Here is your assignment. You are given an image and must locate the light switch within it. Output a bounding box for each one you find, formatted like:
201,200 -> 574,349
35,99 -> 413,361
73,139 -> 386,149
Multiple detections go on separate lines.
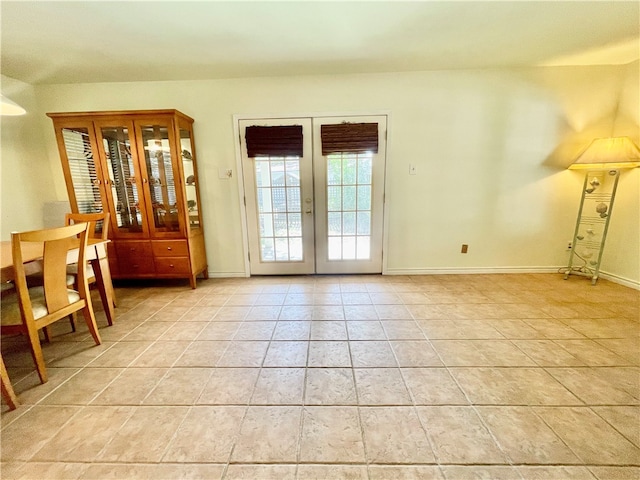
409,164 -> 417,175
218,168 -> 233,179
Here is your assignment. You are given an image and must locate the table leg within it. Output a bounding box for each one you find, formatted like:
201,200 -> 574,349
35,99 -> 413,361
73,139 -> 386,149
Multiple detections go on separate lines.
91,256 -> 116,326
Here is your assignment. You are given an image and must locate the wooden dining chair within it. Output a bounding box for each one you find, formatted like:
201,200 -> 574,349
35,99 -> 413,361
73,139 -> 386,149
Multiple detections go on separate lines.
65,212 -> 116,327
0,223 -> 102,384
65,212 -> 110,284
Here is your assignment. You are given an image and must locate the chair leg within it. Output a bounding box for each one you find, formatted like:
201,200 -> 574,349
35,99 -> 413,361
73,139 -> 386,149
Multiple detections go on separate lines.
95,279 -> 114,326
82,302 -> 102,346
69,313 -> 77,332
91,258 -> 117,325
42,326 -> 52,343
0,356 -> 18,411
25,322 -> 48,384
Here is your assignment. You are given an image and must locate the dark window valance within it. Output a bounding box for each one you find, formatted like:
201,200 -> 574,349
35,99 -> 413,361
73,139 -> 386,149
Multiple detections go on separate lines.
245,125 -> 303,157
320,122 -> 378,155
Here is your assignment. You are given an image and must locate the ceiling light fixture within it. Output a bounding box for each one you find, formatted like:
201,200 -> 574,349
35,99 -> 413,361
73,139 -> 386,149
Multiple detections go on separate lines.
0,94 -> 26,116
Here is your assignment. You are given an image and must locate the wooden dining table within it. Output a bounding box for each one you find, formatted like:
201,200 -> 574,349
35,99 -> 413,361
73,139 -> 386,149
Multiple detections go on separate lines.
1,238 -> 116,325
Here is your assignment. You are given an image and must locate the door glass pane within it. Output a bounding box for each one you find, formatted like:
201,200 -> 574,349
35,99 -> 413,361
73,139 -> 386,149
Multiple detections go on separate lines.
343,236 -> 356,259
272,188 -> 287,212
328,237 -> 341,259
140,124 -> 179,232
328,212 -> 342,235
356,236 -> 371,259
357,186 -> 371,210
328,157 -> 342,185
101,126 -> 145,233
259,213 -> 274,237
256,161 -> 270,187
288,213 -> 302,236
289,238 -> 303,261
343,157 -> 357,184
343,186 -> 357,210
357,211 -> 371,235
270,160 -> 285,186
343,212 -> 356,235
327,186 -> 342,211
180,128 -> 199,230
287,188 -> 301,211
275,237 -> 289,261
285,160 -> 300,186
61,128 -> 103,214
326,152 -> 374,260
261,238 -> 275,261
274,213 -> 288,236
255,156 -> 304,262
357,156 -> 372,183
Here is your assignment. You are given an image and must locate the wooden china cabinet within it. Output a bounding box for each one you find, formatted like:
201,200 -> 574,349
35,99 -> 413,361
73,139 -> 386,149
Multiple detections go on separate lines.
47,109 -> 208,288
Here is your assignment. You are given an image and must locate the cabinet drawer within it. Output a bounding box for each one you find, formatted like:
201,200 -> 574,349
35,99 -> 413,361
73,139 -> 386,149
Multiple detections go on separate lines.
106,243 -> 119,276
116,241 -> 153,258
152,240 -> 189,257
117,256 -> 155,274
108,257 -> 120,277
155,257 -> 191,274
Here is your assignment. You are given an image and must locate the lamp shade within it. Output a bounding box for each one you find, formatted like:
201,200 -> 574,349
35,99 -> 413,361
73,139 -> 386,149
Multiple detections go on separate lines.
0,94 -> 26,116
569,136 -> 640,170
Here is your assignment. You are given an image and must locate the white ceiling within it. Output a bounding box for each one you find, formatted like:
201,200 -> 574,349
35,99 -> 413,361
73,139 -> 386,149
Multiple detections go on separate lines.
1,1 -> 639,85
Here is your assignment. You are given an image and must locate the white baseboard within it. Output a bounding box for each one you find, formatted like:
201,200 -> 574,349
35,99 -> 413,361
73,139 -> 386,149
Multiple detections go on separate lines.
599,271 -> 640,290
206,271 -> 249,278
383,266 -> 561,275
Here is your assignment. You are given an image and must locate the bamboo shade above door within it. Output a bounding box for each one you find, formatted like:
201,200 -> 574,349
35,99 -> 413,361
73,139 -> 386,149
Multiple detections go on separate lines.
245,125 -> 304,157
320,122 -> 378,155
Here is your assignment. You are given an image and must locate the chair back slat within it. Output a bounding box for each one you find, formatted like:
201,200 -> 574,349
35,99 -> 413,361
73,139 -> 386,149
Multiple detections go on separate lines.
65,212 -> 110,241
12,223 -> 89,317
42,236 -> 75,312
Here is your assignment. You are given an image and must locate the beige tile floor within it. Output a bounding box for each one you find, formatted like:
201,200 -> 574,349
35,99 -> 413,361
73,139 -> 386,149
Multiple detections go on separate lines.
1,273 -> 638,480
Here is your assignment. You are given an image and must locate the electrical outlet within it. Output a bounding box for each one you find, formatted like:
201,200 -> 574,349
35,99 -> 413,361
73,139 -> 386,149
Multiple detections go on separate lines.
567,241 -> 572,250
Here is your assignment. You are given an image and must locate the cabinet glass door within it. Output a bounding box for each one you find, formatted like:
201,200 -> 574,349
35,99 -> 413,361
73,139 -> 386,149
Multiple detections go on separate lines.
137,122 -> 182,235
180,127 -> 200,230
98,123 -> 148,236
59,126 -> 105,214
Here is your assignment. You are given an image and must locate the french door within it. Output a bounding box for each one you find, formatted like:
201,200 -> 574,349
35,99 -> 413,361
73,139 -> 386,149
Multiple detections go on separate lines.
240,118 -> 315,275
239,115 -> 387,275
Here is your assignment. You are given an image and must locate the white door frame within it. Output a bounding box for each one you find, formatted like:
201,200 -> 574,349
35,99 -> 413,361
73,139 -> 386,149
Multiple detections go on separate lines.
233,111 -> 392,277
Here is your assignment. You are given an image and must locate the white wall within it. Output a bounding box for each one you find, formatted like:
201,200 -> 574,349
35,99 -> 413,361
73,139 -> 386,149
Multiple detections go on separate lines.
1,75 -> 58,239
2,63 -> 637,285
598,62 -> 639,285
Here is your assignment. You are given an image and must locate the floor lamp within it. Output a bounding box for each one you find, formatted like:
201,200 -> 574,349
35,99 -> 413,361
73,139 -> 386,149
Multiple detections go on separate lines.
564,136 -> 640,285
